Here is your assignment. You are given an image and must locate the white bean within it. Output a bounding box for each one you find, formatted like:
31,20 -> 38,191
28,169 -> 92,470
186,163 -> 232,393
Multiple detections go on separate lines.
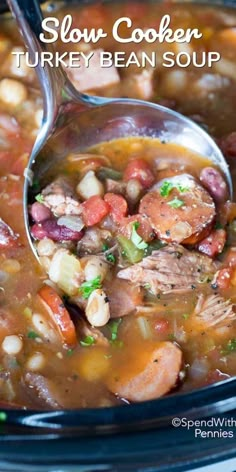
85,289 -> 110,327
83,256 -> 108,282
37,238 -> 56,257
0,78 -> 27,106
126,178 -> 143,205
76,170 -> 104,199
2,335 -> 23,355
26,352 -> 45,371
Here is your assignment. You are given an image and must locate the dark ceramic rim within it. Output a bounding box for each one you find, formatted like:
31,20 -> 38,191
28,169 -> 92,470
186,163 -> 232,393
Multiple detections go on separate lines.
1,0 -> 236,440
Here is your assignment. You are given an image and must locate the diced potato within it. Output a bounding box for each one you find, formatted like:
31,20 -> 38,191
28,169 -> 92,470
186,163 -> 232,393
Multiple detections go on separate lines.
78,347 -> 110,382
49,249 -> 83,296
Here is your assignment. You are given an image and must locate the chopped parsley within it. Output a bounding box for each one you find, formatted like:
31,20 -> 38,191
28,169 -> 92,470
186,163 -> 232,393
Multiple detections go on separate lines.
159,181 -> 189,198
159,181 -> 174,197
131,222 -> 148,250
27,330 -> 39,339
182,313 -> 190,320
144,283 -> 151,290
80,335 -> 95,347
102,243 -> 109,252
79,276 -> 102,299
66,348 -> 74,356
221,338 -> 236,355
177,184 -> 190,193
214,221 -> 224,230
106,253 -> 116,264
108,318 -> 122,343
35,193 -> 44,203
167,197 -> 184,209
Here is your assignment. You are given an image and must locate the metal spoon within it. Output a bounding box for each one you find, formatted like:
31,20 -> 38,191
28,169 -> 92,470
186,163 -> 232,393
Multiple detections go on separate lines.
8,0 -> 232,258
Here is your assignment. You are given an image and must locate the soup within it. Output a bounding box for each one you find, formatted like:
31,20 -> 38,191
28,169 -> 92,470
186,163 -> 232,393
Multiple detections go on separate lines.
0,2 -> 236,409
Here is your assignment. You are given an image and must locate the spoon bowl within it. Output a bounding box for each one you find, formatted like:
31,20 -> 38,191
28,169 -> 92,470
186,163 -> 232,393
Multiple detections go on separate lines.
8,0 -> 233,259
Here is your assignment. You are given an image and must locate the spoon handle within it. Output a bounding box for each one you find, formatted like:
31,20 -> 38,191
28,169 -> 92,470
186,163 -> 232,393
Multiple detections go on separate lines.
7,0 -> 107,127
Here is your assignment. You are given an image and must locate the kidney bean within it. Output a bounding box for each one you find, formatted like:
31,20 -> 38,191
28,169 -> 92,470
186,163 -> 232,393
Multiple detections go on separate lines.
30,202 -> 52,223
31,219 -> 83,242
200,167 -> 228,203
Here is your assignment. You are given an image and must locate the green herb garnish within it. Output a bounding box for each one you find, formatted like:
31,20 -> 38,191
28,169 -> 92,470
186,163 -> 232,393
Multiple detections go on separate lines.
27,331 -> 39,339
106,253 -> 116,264
131,222 -> 148,250
159,181 -> 189,198
35,193 -> 44,203
80,335 -> 95,347
108,318 -> 122,343
182,313 -> 190,320
66,348 -> 74,356
214,221 -> 224,230
167,197 -> 184,209
177,184 -> 190,193
221,338 -> 236,355
159,181 -> 174,197
102,243 -> 109,252
79,276 -> 102,299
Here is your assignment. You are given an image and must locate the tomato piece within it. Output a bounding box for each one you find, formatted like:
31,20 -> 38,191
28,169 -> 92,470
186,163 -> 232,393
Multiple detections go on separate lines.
82,195 -> 109,226
38,285 -> 77,347
104,193 -> 128,223
197,229 -> 226,258
123,159 -> 155,189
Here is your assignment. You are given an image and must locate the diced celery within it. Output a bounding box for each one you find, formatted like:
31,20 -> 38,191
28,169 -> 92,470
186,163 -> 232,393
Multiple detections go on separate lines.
49,249 -> 82,296
137,316 -> 152,339
117,235 -> 144,263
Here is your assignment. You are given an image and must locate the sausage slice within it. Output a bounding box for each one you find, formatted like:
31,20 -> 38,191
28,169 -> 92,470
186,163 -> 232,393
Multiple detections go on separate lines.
139,174 -> 216,244
107,342 -> 182,402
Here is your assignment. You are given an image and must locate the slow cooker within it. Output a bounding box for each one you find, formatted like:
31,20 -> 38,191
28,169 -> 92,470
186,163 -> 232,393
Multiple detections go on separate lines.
0,1 -> 236,471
